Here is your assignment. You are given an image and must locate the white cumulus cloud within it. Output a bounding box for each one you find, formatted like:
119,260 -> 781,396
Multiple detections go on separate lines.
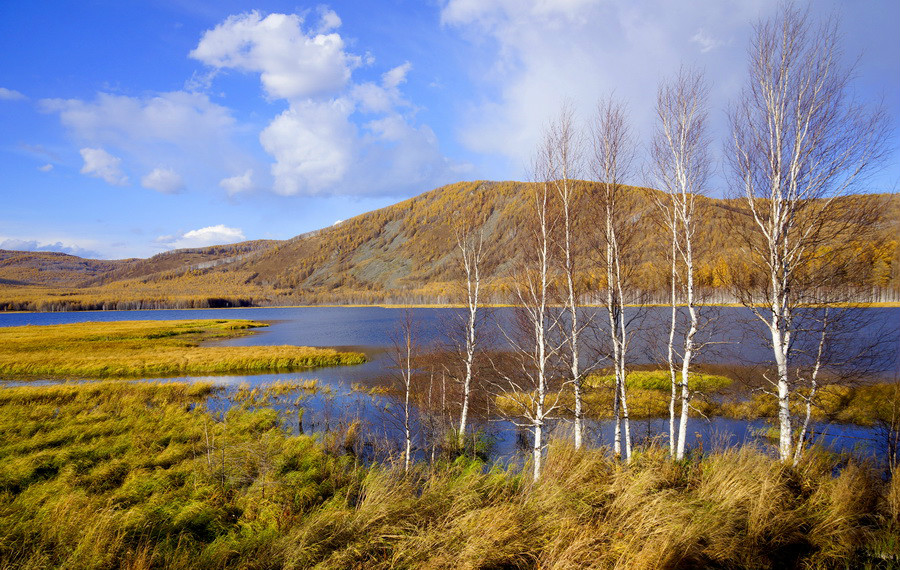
157,225 -> 246,250
259,99 -> 357,195
79,147 -> 128,186
192,10 -> 464,197
219,170 -> 254,195
190,10 -> 359,100
141,167 -> 184,194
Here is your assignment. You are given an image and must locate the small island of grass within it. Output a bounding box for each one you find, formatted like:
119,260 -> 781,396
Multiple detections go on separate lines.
0,319 -> 366,379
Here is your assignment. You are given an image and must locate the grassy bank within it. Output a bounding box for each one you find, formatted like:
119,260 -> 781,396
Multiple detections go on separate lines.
0,320 -> 366,378
493,369 -> 900,429
0,381 -> 897,569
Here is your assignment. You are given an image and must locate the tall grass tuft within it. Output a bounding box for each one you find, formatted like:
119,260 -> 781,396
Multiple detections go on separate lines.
1,381 -> 897,569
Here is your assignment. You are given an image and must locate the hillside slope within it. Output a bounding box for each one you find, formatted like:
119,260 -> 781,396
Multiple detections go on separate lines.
0,251 -> 132,287
1,181 -> 897,310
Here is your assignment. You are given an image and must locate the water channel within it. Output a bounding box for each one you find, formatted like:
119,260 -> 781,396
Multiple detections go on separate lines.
1,306 -> 898,460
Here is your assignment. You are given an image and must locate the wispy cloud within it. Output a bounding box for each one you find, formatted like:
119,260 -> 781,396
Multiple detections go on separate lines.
141,167 -> 184,194
79,147 -> 128,186
219,170 -> 254,195
440,0 -> 767,181
0,87 -> 26,101
41,91 -> 248,192
0,238 -> 101,258
691,29 -> 722,53
18,143 -> 60,162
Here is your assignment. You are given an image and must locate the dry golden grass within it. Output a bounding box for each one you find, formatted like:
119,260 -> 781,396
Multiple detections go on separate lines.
0,319 -> 365,378
2,381 -> 899,569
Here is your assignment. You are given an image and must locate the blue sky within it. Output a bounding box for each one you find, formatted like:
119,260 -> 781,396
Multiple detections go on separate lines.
1,0 -> 897,259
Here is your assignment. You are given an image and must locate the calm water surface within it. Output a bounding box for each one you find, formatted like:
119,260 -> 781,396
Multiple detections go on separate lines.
1,306 -> 897,458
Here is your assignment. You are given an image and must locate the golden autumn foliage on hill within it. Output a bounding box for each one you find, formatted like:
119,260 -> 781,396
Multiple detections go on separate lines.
0,181 -> 898,311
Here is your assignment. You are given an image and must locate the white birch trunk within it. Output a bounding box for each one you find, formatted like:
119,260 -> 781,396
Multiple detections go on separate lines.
676,199 -> 698,461
532,183 -> 550,482
606,215 -> 622,459
455,226 -> 483,447
793,309 -> 828,465
546,105 -> 584,449
667,220 -> 679,457
403,329 -> 412,473
562,190 -> 582,449
614,235 -> 632,461
591,97 -> 636,463
652,68 -> 710,461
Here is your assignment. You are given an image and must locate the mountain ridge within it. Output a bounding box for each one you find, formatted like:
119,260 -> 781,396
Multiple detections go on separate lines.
1,181 -> 898,311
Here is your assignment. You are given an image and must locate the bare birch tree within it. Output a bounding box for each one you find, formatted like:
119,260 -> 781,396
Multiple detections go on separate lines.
390,309 -> 418,472
728,5 -> 889,461
545,102 -> 590,448
591,96 -> 638,461
495,141 -> 563,482
453,219 -> 486,448
651,68 -> 712,460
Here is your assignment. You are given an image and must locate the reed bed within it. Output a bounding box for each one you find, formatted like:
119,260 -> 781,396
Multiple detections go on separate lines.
0,320 -> 366,378
0,381 -> 897,569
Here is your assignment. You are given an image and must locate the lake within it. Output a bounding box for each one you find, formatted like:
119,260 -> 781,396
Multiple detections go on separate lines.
1,305 -> 897,459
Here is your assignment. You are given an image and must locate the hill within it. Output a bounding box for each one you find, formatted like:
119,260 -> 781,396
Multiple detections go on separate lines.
0,250 -> 132,288
0,181 -> 898,311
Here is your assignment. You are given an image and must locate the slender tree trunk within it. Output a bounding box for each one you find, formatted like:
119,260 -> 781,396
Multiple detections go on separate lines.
771,257 -> 794,461
667,221 -> 679,457
592,96 -> 636,463
532,187 -> 551,482
677,205 -> 698,460
457,247 -> 480,447
545,104 -> 584,449
793,309 -> 828,465
452,210 -> 488,454
614,239 -> 632,461
404,330 -> 412,473
652,67 -> 710,461
562,194 -> 582,449
607,227 -> 622,459
396,310 -> 416,473
502,172 -> 557,483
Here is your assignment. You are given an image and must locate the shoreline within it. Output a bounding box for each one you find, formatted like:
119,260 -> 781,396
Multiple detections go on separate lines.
1,300 -> 898,315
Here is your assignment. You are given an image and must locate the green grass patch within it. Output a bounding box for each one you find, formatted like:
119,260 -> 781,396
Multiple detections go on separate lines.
585,369 -> 733,392
0,319 -> 366,379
